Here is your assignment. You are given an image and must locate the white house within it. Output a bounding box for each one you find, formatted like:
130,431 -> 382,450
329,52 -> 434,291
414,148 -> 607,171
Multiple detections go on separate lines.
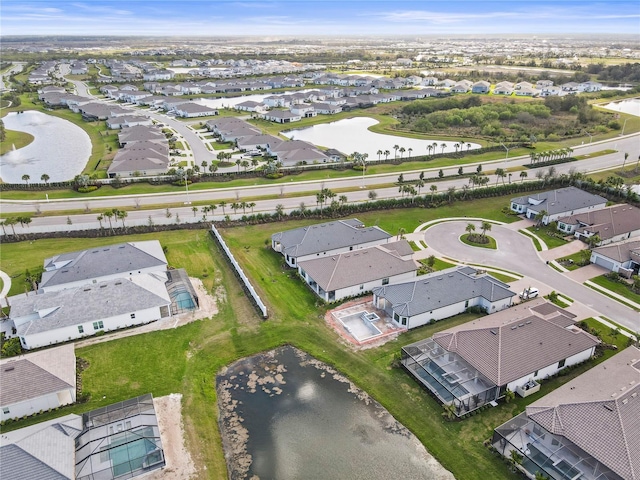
510,187 -> 607,224
173,103 -> 218,118
372,266 -> 515,329
272,218 -> 392,268
289,104 -> 316,118
0,344 -> 76,421
557,203 -> 640,245
297,241 -> 419,302
263,111 -> 301,123
401,299 -> 599,416
590,239 -> 640,277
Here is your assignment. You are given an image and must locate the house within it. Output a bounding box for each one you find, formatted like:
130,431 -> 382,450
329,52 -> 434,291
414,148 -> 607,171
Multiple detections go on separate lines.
372,266 -> 515,329
510,187 -> 607,224
108,141 -> 169,177
493,82 -> 513,95
271,218 -> 392,268
515,86 -> 537,97
69,62 -> 87,75
492,346 -> 640,480
263,111 -> 301,124
290,104 -> 316,118
471,81 -> 491,94
106,115 -> 153,129
450,80 -> 472,93
557,204 -> 640,245
0,394 -> 166,480
172,103 -> 218,118
401,299 -> 599,416
40,240 -> 168,292
118,125 -> 166,147
275,146 -> 330,166
236,134 -> 279,151
515,81 -> 533,91
297,241 -> 419,302
311,102 -> 342,115
0,345 -> 76,422
590,239 -> 640,277
235,100 -> 269,113
580,80 -> 603,92
535,79 -> 554,88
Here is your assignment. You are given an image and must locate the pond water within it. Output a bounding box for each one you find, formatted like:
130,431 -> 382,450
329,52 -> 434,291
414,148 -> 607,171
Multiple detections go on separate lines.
0,111 -> 91,183
217,346 -> 453,480
600,97 -> 640,117
282,117 -> 480,159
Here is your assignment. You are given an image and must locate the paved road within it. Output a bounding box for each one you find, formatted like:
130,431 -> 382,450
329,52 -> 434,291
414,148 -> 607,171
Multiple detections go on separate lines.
421,221 -> 640,331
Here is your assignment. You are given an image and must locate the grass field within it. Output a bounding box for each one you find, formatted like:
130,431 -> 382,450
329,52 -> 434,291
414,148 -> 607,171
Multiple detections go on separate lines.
525,225 -> 569,249
590,274 -> 640,306
0,129 -> 34,155
0,200 -> 630,479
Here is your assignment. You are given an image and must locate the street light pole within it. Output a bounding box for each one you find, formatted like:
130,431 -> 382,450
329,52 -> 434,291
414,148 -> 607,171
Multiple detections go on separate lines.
621,118 -> 628,136
582,130 -> 593,144
361,162 -> 366,188
500,142 -> 510,168
183,170 -> 191,205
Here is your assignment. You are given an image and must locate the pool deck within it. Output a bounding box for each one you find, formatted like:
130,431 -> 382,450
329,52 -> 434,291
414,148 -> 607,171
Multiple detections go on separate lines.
326,297 -> 405,349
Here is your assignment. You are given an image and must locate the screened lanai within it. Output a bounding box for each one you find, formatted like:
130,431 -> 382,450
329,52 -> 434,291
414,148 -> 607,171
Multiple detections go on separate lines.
401,337 -> 498,416
492,412 -> 623,480
75,394 -> 165,480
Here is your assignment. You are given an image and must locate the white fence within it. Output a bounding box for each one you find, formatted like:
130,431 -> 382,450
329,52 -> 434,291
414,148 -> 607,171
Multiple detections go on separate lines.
209,224 -> 268,319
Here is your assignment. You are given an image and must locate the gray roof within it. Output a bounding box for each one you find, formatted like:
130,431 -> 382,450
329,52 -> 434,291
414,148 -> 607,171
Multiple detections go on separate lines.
432,300 -> 599,386
593,239 -> 640,263
40,241 -> 167,289
510,186 -> 606,215
10,275 -> 171,336
272,218 -> 392,259
527,346 -> 640,480
0,445 -> 68,480
1,345 -> 75,406
560,203 -> 640,240
372,267 -> 515,317
297,243 -> 418,291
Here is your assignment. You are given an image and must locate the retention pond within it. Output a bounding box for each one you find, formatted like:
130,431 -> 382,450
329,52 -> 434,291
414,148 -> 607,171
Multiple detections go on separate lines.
217,345 -> 454,480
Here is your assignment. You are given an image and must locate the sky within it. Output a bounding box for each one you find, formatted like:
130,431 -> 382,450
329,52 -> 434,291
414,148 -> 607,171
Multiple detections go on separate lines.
1,1 -> 639,37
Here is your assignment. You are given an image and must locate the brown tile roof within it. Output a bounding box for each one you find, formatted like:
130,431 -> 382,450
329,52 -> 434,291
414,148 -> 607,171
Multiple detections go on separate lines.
433,302 -> 599,386
559,204 -> 640,240
593,239 -> 640,263
527,346 -> 640,480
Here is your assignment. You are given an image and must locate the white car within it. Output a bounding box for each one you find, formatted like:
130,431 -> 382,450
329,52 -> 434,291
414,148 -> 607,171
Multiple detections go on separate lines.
519,287 -> 539,299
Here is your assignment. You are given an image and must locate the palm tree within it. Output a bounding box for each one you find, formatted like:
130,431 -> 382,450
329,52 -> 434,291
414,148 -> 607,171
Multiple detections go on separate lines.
427,144 -> 433,157
399,147 -> 406,159
219,201 -> 227,215
430,184 -> 438,201
466,143 -> 471,151
480,221 -> 492,238
368,190 -> 378,201
535,209 -> 548,227
466,223 -> 476,235
201,206 -> 210,218
520,171 -> 528,183
103,210 -> 115,232
495,167 -> 506,185
377,149 -> 383,161
408,147 -> 413,158
440,143 -> 446,154
41,173 -> 50,185
339,195 -> 348,207
117,209 -> 127,228
453,143 -> 460,154
447,186 -> 456,202
432,142 -> 438,155
209,204 -> 218,216
192,206 -> 199,217
393,144 -> 399,159
275,203 -> 284,220
384,150 -> 390,160
22,174 -> 30,186
299,202 -> 307,216
235,159 -> 241,172
209,164 -> 218,174
622,152 -> 629,170
240,201 -> 248,214
4,217 -> 18,236
231,202 -> 240,214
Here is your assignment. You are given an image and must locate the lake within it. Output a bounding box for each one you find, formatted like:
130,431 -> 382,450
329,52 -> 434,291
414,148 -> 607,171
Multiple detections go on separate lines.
217,346 -> 454,480
196,90 -> 313,110
600,97 -> 640,117
0,111 -> 91,183
282,117 -> 480,159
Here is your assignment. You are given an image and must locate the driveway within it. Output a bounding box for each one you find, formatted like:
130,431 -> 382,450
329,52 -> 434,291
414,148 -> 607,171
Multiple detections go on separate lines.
422,221 -> 639,331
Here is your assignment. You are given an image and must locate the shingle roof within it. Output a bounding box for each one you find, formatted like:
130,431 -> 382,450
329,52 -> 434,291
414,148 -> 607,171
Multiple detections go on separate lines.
40,241 -> 167,289
0,360 -> 73,406
431,300 -> 599,386
0,445 -> 68,480
510,186 -> 606,215
10,275 -> 171,336
372,267 -> 515,317
272,218 -> 392,259
297,243 -> 418,291
526,346 -> 640,480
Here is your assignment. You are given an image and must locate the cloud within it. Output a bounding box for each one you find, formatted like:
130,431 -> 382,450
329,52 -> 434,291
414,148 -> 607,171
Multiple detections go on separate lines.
70,2 -> 132,15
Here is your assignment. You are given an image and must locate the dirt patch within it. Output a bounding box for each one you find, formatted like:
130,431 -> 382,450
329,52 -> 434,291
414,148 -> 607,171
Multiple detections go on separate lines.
147,394 -> 197,480
74,277 -> 219,348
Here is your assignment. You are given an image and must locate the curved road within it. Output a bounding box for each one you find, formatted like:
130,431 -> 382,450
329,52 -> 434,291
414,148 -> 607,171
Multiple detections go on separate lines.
422,221 -> 639,331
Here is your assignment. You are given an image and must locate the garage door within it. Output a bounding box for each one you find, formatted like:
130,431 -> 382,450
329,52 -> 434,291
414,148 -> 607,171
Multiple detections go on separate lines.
593,255 -> 615,271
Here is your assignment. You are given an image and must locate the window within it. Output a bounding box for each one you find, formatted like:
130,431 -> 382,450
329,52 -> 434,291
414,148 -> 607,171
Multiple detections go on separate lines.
359,284 -> 364,290
93,321 -> 104,330
558,359 -> 566,368
534,370 -> 538,377
349,246 -> 353,251
130,313 -> 136,319
382,277 -> 389,285
464,300 -> 469,308
401,317 -> 407,326
394,312 -> 400,322
78,325 -> 84,334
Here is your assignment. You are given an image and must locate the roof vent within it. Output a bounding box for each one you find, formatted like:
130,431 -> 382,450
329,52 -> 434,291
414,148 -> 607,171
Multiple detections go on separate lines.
490,330 -> 497,335
83,288 -> 91,292
603,404 -> 614,411
518,324 -> 524,327
115,281 -> 122,285
4,366 -> 15,372
511,326 -> 517,330
525,321 -> 532,325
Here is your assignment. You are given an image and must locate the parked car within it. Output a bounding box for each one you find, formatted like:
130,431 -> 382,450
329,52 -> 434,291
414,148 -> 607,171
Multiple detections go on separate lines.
519,287 -> 539,299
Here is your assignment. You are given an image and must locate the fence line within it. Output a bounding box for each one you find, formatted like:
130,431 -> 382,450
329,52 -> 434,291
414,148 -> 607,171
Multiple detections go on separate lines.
209,224 -> 268,319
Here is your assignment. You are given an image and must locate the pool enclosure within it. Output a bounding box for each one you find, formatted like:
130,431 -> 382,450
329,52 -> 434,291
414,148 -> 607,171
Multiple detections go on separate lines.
492,412 -> 623,480
401,337 -> 499,416
166,268 -> 199,315
75,394 -> 165,480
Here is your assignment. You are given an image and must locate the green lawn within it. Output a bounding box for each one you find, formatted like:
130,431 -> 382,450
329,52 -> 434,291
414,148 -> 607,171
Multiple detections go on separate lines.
589,275 -> 640,306
0,129 -> 34,155
461,233 -> 497,249
556,250 -> 590,271
525,225 -> 569,249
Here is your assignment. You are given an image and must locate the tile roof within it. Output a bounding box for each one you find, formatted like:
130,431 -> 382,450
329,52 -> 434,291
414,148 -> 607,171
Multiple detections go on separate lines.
432,300 -> 599,386
40,241 -> 167,289
592,239 -> 640,263
297,243 -> 418,291
510,187 -> 606,215
272,218 -> 391,258
0,445 -> 68,480
527,346 -> 640,480
560,203 -> 640,240
372,267 -> 515,318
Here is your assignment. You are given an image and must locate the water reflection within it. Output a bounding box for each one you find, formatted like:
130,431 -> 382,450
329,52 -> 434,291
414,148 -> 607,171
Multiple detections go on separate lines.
600,98 -> 640,117
283,116 -> 480,159
217,346 -> 454,480
0,111 -> 91,183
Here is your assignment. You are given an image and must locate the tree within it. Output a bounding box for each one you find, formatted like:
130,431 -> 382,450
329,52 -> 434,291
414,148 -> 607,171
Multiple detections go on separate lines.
458,166 -> 463,176
4,217 -> 18,236
376,149 -> 382,160
219,201 -> 227,215
430,184 -> 438,201
235,159 -> 241,172
40,173 -> 50,185
241,160 -> 250,171
587,234 -> 601,249
368,190 -> 378,201
440,143 -> 446,154
466,223 -> 476,235
299,202 -> 307,216
248,202 -> 256,213
534,209 -> 548,227
209,163 -> 218,174
476,164 -> 482,174
397,227 -> 406,240
426,255 -> 436,268
384,150 -> 390,160
393,144 -> 399,159
231,202 -> 240,214
192,206 -> 198,217
96,214 -> 104,229
447,186 -> 456,202
21,174 -> 30,186
480,221 -> 492,238
103,209 -> 115,232
520,171 -> 528,183
622,152 -> 629,170
427,144 -> 433,156
438,169 -> 444,178
275,203 -> 284,220
397,173 -> 404,184
116,209 -> 127,228
495,167 -> 506,185
399,147 -> 406,159
408,147 -> 413,158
